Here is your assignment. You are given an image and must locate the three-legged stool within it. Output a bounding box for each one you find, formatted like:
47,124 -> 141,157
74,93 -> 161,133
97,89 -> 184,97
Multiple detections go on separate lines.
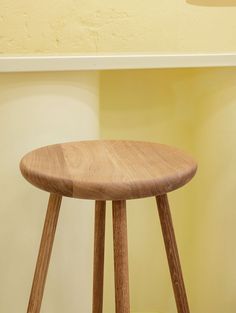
20,140 -> 197,313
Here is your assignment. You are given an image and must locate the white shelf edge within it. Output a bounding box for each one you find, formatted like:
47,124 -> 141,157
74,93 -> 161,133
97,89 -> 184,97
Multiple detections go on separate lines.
0,53 -> 236,72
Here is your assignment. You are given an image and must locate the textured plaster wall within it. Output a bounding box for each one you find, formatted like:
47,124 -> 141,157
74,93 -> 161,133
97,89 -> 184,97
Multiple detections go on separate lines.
1,0 -> 236,54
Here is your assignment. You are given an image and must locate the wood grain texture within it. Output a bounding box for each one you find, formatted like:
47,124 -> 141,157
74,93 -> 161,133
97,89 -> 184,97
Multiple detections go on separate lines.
27,193 -> 62,313
112,200 -> 130,313
156,194 -> 190,313
92,200 -> 106,313
20,140 -> 197,200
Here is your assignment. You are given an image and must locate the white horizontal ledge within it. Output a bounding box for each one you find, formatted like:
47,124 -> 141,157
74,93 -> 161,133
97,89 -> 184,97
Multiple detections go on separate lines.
0,53 -> 236,72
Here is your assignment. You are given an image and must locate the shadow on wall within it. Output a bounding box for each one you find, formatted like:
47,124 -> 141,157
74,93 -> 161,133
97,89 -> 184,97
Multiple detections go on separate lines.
186,0 -> 236,6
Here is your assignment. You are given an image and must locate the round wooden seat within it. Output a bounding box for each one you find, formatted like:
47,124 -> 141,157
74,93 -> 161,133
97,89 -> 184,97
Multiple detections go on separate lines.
20,140 -> 197,200
21,139 -> 197,313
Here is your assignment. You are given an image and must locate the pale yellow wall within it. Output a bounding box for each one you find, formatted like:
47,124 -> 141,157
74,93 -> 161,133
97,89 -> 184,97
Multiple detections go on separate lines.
0,71 -> 99,313
100,68 -> 236,313
1,0 -> 236,54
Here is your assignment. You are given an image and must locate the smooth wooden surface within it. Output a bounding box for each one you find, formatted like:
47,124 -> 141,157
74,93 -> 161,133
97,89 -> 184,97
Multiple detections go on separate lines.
20,140 -> 197,200
112,200 -> 130,313
92,201 -> 106,313
156,194 -> 190,313
27,193 -> 62,313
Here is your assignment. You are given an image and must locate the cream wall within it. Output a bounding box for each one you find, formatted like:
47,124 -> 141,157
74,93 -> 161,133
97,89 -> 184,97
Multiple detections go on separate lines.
1,0 -> 236,54
1,1 -> 236,313
0,71 -> 100,313
100,68 -> 236,313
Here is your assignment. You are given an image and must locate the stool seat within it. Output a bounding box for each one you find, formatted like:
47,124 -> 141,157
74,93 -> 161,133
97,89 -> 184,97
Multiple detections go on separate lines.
21,139 -> 197,313
20,140 -> 197,200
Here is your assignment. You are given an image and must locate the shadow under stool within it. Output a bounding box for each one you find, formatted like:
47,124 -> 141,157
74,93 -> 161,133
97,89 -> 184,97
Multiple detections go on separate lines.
20,140 -> 197,313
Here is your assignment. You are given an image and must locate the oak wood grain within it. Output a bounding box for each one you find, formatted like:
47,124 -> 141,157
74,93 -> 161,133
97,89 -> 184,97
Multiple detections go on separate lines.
156,194 -> 190,313
20,140 -> 197,200
27,193 -> 62,313
92,200 -> 106,313
112,200 -> 130,313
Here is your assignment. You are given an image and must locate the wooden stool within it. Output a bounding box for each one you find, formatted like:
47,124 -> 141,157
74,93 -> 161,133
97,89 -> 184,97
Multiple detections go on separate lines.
20,140 -> 197,313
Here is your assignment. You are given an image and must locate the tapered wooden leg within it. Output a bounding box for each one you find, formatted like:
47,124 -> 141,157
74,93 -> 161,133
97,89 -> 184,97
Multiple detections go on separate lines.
156,194 -> 190,313
112,200 -> 130,313
92,200 -> 106,313
27,193 -> 62,313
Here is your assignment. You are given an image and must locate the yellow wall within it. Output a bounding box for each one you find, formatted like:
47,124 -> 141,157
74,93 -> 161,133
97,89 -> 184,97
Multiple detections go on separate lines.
100,68 -> 236,313
1,1 -> 236,313
1,0 -> 236,54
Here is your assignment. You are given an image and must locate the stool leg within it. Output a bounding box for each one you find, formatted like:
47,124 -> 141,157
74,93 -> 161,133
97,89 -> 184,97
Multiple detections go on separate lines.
92,200 -> 106,313
112,200 -> 130,313
156,194 -> 190,313
27,193 -> 62,313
